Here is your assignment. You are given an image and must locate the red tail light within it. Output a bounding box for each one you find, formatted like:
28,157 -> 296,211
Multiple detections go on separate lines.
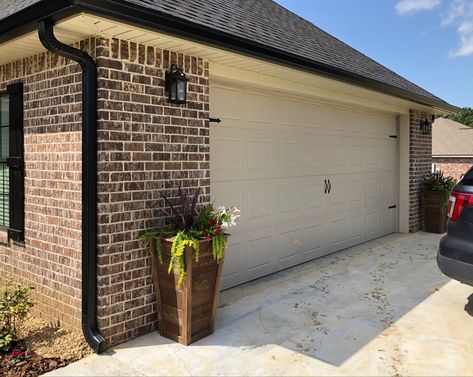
449,191 -> 473,222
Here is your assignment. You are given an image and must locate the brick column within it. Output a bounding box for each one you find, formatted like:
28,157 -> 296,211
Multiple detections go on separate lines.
409,110 -> 433,232
95,37 -> 210,346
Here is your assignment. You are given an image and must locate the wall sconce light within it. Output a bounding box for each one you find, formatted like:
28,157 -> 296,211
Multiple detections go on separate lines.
165,64 -> 187,104
420,115 -> 435,135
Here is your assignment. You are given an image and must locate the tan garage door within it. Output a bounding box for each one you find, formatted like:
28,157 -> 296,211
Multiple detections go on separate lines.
210,80 -> 398,289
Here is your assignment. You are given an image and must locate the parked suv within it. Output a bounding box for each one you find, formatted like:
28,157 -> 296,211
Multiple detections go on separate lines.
437,166 -> 473,286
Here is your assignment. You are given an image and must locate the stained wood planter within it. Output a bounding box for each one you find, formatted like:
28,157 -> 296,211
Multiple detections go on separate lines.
421,190 -> 448,234
150,238 -> 225,345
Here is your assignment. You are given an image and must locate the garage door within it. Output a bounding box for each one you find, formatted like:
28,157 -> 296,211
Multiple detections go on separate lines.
210,80 -> 398,289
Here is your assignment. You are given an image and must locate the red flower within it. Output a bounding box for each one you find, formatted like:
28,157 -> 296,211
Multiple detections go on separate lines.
209,219 -> 217,226
204,234 -> 211,240
216,226 -> 222,236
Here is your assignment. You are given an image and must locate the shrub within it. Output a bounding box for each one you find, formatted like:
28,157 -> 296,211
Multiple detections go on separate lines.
0,280 -> 34,352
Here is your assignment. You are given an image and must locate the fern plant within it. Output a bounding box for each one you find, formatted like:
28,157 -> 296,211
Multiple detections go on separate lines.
140,186 -> 240,287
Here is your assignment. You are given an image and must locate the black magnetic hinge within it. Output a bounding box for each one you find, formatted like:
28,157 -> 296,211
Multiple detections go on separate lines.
389,135 -> 398,139
209,117 -> 221,123
388,205 -> 397,209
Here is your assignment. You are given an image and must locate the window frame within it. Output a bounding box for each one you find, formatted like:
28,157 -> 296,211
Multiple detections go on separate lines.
0,90 -> 10,231
0,83 -> 25,243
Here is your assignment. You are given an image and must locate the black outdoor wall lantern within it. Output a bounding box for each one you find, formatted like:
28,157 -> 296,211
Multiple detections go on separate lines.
420,115 -> 435,135
165,64 -> 187,104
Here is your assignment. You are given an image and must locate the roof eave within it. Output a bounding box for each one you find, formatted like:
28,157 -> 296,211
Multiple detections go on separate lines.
0,0 -> 460,113
0,0 -> 76,43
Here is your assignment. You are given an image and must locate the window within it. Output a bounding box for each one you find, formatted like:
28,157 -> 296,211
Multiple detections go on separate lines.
0,83 -> 24,242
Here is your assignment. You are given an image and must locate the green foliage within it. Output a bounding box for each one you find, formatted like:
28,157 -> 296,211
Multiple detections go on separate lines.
440,107 -> 473,127
140,185 -> 240,289
423,172 -> 457,202
0,280 -> 34,352
0,331 -> 14,352
139,228 -> 173,264
169,231 -> 200,287
193,203 -> 214,232
212,235 -> 228,262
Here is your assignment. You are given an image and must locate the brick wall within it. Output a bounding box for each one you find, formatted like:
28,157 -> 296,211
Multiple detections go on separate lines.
432,157 -> 473,180
94,37 -> 210,346
409,110 -> 434,232
0,39 -> 97,331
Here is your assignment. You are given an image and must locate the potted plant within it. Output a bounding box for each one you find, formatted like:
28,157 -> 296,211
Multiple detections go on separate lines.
421,172 -> 457,233
140,187 -> 240,345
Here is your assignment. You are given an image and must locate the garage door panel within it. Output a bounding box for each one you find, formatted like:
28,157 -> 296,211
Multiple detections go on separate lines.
327,143 -> 348,168
348,211 -> 365,246
365,210 -> 381,239
212,137 -> 242,171
381,208 -> 397,235
302,143 -> 324,167
211,81 -> 398,289
279,141 -> 302,168
329,214 -> 350,250
302,220 -> 326,257
248,140 -> 272,169
212,85 -> 241,119
246,91 -> 274,122
281,97 -> 307,126
302,182 -> 324,211
279,185 -> 302,214
222,237 -> 243,280
247,188 -> 272,220
246,233 -> 273,273
365,177 -> 381,202
278,226 -> 302,264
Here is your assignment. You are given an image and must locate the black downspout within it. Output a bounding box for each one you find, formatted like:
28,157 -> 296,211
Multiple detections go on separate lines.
38,19 -> 106,353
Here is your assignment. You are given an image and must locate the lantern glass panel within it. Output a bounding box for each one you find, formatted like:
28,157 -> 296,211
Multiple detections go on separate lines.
169,79 -> 177,101
177,80 -> 186,102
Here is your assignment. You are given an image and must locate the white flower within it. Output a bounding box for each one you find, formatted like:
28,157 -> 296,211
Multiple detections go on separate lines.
217,206 -> 227,215
221,221 -> 229,230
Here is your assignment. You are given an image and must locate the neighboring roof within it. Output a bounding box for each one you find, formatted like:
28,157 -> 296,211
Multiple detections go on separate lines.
0,0 -> 458,112
433,118 -> 473,157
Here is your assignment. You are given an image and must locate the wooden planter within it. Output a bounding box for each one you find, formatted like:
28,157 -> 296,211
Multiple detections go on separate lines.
421,190 -> 449,233
150,238 -> 225,345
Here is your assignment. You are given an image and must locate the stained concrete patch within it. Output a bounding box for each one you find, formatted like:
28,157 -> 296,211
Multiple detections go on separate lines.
45,232 -> 473,376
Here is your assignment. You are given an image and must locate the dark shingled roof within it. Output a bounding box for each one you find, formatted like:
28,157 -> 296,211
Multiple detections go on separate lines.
0,0 -> 40,20
0,0 -> 452,107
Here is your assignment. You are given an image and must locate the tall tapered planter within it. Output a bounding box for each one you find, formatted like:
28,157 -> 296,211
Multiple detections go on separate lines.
421,190 -> 448,233
150,238 -> 225,345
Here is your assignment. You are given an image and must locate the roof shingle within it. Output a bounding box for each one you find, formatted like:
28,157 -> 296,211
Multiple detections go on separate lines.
0,0 -> 452,107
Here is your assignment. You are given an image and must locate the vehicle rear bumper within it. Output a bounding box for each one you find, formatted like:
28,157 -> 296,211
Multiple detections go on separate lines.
437,247 -> 473,287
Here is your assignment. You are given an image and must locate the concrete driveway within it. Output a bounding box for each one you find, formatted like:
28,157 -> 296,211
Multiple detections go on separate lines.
47,232 -> 473,376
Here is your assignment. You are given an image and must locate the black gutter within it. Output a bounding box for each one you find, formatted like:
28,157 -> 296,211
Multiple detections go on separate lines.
38,19 -> 106,354
0,0 -> 75,44
0,0 -> 458,113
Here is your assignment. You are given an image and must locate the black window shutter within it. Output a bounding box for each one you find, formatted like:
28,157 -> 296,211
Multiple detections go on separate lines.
7,83 -> 24,243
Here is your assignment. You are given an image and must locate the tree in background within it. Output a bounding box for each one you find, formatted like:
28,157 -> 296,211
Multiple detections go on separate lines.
440,107 -> 473,127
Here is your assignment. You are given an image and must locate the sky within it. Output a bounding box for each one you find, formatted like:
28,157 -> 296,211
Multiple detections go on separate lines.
274,0 -> 472,108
